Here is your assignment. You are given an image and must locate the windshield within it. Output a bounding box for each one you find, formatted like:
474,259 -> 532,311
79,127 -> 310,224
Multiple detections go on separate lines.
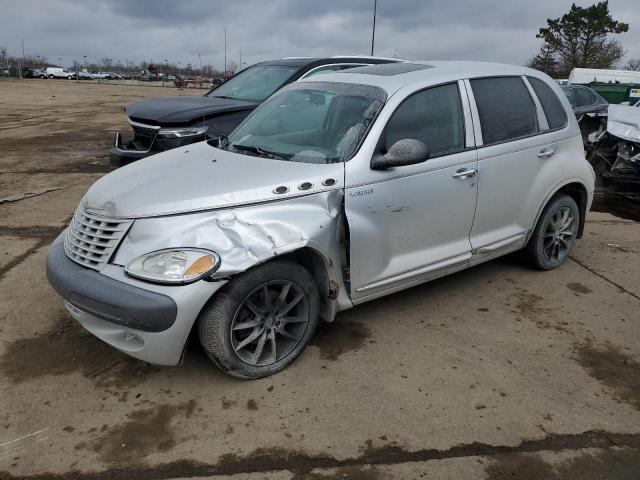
223,82 -> 387,164
206,64 -> 301,102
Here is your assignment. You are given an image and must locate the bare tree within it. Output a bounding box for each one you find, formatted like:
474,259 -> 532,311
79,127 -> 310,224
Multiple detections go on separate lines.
227,60 -> 238,75
527,43 -> 559,77
625,58 -> 640,71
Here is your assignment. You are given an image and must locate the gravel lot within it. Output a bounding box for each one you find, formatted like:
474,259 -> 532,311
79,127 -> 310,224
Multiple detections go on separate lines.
1,79 -> 639,479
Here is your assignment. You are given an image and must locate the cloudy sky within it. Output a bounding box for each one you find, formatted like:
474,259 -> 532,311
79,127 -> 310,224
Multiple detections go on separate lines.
1,0 -> 639,70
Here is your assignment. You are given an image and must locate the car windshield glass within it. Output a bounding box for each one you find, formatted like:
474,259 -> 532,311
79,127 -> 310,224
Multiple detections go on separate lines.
223,81 -> 387,164
206,65 -> 301,102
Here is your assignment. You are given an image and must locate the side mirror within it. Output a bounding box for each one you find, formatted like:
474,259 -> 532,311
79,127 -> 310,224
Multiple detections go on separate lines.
370,139 -> 430,170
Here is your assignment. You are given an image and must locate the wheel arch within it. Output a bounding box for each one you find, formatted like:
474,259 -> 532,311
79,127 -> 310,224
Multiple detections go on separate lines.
530,180 -> 590,242
198,245 -> 343,327
275,246 -> 341,323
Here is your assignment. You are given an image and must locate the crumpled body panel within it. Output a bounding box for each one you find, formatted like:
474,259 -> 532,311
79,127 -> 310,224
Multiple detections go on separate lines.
113,190 -> 352,316
607,104 -> 640,143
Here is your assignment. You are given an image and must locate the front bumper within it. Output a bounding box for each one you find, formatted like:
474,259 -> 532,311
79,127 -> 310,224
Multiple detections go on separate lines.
46,233 -> 226,365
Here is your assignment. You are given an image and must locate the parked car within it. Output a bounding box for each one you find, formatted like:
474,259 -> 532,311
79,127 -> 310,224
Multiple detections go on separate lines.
76,70 -> 92,80
31,68 -> 47,78
562,84 -> 608,138
47,61 -> 594,378
90,71 -> 111,79
561,85 -> 608,118
110,56 -> 398,166
46,67 -> 74,79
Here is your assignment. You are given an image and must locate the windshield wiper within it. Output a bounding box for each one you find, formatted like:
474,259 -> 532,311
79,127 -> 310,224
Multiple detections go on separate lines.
231,143 -> 289,161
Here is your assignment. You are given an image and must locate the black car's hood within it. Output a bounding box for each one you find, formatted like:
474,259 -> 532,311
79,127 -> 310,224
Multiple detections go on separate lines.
125,95 -> 259,125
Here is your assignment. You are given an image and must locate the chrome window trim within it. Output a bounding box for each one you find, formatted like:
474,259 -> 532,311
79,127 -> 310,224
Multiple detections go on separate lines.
522,75 -> 549,131
458,79 -> 476,148
463,78 -> 483,147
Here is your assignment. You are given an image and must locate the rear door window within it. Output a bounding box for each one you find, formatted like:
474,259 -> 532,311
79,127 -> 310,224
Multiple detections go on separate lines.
527,77 -> 568,130
470,77 -> 539,145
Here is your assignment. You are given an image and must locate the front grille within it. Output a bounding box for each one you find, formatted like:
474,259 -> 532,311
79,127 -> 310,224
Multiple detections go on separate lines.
64,206 -> 132,271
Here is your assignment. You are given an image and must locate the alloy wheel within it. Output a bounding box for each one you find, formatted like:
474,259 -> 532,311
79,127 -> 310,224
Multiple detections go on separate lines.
230,280 -> 310,366
542,206 -> 575,263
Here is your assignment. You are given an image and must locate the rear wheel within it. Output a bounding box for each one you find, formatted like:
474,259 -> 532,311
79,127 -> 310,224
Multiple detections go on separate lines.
525,194 -> 579,270
198,259 -> 319,379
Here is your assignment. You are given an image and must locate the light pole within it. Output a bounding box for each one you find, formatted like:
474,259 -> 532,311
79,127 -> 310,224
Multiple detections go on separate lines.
370,0 -> 377,56
224,28 -> 227,77
164,59 -> 168,86
198,53 -> 202,77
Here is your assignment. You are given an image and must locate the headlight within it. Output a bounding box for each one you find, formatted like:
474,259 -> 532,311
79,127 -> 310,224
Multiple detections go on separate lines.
125,249 -> 220,284
158,126 -> 208,138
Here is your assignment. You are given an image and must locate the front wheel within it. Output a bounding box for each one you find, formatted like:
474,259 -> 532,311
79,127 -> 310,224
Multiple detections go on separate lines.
525,194 -> 579,270
198,259 -> 319,379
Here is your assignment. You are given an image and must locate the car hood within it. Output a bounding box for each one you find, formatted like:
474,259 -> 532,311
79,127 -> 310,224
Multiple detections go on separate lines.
125,95 -> 259,124
84,142 -> 345,219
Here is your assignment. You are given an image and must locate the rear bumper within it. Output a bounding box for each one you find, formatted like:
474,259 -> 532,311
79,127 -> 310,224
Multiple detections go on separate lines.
46,233 -> 226,365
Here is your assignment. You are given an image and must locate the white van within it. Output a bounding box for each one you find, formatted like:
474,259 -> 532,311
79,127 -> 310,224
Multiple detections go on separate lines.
46,67 -> 74,80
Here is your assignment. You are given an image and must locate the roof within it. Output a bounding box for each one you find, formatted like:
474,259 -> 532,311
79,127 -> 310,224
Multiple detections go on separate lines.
255,56 -> 399,68
298,60 -> 550,96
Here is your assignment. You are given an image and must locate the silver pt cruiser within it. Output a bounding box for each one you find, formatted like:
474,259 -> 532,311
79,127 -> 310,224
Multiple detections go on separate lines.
47,62 -> 594,378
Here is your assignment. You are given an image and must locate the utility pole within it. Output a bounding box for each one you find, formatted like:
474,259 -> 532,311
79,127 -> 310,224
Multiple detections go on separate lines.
224,28 -> 227,78
370,0 -> 377,56
18,37 -> 24,79
239,50 -> 242,70
198,53 -> 202,76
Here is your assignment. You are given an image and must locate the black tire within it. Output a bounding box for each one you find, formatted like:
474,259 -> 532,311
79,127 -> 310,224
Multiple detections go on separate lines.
198,259 -> 320,379
525,194 -> 579,270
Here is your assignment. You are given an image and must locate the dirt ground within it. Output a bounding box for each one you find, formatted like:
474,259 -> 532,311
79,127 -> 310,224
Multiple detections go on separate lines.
1,79 -> 639,480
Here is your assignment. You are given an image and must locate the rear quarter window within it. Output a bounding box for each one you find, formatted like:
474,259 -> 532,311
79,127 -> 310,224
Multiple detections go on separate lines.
527,77 -> 568,130
470,77 -> 539,145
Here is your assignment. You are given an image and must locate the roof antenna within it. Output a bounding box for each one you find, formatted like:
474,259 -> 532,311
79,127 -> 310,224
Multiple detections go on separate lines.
370,0 -> 377,56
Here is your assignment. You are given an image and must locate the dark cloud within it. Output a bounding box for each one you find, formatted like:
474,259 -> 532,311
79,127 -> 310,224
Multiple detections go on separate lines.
1,0 -> 638,70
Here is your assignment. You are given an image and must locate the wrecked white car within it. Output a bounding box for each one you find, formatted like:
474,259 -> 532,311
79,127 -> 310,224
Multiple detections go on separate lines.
47,62 -> 594,378
588,103 -> 640,184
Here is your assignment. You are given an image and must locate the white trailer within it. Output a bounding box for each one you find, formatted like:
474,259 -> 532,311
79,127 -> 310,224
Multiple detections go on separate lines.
569,68 -> 640,85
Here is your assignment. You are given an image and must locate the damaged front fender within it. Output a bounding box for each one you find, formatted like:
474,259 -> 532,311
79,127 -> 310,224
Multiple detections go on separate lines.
112,190 -> 351,316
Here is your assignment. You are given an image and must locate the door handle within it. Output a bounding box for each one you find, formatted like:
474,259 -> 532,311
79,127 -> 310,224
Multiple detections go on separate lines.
537,148 -> 555,159
452,168 -> 477,179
